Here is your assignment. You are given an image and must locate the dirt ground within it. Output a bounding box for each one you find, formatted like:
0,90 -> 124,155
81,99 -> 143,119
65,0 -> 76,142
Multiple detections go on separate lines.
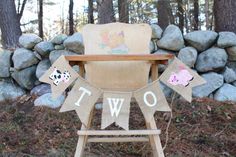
0,96 -> 235,157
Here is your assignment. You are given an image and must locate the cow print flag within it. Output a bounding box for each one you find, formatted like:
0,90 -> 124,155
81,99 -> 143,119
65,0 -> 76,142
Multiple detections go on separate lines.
159,57 -> 206,102
39,55 -> 79,99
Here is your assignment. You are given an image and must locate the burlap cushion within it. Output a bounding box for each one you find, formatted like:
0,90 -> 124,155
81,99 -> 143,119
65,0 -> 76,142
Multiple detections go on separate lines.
82,22 -> 152,91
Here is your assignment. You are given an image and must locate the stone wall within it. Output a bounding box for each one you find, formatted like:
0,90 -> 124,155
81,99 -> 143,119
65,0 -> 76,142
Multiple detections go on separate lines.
0,24 -> 236,103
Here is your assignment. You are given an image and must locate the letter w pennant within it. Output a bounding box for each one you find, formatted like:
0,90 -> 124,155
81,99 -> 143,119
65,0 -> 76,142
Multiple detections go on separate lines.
101,91 -> 132,130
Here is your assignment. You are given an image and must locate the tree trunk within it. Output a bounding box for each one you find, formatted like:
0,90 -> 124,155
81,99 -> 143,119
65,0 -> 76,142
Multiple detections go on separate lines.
177,0 -> 184,33
38,0 -> 43,38
184,11 -> 189,33
156,0 -> 175,29
69,0 -> 74,35
136,0 -> 142,21
186,0 -> 192,31
167,2 -> 174,24
17,0 -> 27,21
157,0 -> 170,29
214,0 -> 236,33
205,0 -> 209,30
88,0 -> 94,24
61,1 -> 65,34
118,0 -> 129,23
97,0 -> 115,24
0,0 -> 22,49
193,0 -> 199,30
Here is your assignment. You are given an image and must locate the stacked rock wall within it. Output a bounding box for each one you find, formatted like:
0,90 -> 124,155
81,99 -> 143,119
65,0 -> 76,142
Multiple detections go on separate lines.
0,24 -> 236,103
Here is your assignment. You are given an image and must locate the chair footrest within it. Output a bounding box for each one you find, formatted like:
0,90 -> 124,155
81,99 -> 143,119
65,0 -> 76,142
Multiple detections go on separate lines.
88,137 -> 150,143
77,129 -> 161,136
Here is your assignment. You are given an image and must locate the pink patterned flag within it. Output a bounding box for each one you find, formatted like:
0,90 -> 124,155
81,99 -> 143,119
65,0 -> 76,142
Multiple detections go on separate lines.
159,57 -> 206,102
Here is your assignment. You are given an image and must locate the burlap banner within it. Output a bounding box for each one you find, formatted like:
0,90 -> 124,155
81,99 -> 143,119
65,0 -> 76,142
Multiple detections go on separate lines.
60,76 -> 102,126
159,57 -> 206,102
133,80 -> 171,122
39,55 -> 79,99
101,91 -> 132,130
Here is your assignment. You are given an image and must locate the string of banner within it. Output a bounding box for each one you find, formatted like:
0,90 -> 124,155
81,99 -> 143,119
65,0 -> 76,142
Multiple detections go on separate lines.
39,55 -> 206,130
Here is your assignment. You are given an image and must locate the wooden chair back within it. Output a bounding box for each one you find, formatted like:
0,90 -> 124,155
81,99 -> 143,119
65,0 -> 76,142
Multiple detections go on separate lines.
82,22 -> 152,91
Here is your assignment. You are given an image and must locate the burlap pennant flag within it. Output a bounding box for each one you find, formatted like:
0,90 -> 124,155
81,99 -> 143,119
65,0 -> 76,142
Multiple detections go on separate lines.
39,55 -> 79,99
133,80 -> 171,122
101,91 -> 132,130
60,76 -> 102,126
159,57 -> 206,102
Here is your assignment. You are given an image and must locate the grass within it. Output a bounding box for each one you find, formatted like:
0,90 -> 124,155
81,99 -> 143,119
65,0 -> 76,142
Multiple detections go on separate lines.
0,97 -> 235,157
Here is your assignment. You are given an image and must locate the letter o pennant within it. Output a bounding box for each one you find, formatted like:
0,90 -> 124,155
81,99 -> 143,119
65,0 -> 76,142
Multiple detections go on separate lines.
134,80 -> 171,122
144,91 -> 157,107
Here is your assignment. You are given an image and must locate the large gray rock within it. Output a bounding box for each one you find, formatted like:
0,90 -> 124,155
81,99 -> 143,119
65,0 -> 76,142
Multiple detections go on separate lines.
208,93 -> 214,99
54,45 -> 65,50
49,50 -> 78,64
30,84 -> 51,97
33,51 -> 42,60
0,50 -> 12,77
72,65 -> 80,73
154,49 -> 175,72
151,24 -> 163,39
195,47 -> 228,72
217,32 -> 236,48
184,31 -> 218,51
51,34 -> 68,44
193,72 -> 224,98
157,25 -> 184,51
222,67 -> 236,83
0,77 -> 12,83
34,41 -> 54,57
160,82 -> 173,98
177,47 -> 198,68
11,66 -> 37,90
154,49 -> 174,54
34,93 -> 65,108
63,33 -> 84,53
226,46 -> 236,61
0,81 -> 26,102
149,41 -> 155,53
214,84 -> 236,102
36,59 -> 51,79
12,48 -> 39,70
227,61 -> 236,73
19,34 -> 42,49
233,81 -> 236,87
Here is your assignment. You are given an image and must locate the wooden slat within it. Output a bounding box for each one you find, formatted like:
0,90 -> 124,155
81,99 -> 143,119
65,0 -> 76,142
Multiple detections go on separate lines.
77,130 -> 161,136
78,62 -> 85,77
65,54 -> 174,62
74,107 -> 94,157
151,61 -> 158,81
88,137 -> 149,143
146,117 -> 165,157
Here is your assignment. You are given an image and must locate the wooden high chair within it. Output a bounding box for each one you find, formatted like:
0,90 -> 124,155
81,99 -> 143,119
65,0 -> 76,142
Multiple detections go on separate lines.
65,23 -> 173,157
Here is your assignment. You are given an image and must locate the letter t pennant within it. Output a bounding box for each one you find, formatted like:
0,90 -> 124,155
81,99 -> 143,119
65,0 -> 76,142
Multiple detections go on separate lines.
60,76 -> 102,126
